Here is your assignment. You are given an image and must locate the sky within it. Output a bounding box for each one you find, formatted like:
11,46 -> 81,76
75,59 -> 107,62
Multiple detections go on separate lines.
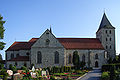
0,0 -> 120,60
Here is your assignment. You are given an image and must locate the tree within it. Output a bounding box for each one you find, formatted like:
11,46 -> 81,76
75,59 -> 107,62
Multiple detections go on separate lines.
0,14 -> 5,50
110,65 -> 116,80
107,57 -> 112,64
72,51 -> 80,69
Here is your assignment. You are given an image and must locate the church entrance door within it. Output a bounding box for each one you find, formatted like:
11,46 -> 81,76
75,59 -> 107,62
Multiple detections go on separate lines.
95,61 -> 98,67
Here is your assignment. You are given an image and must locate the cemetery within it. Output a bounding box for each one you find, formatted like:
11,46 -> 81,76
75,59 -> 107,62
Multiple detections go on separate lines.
0,63 -> 90,80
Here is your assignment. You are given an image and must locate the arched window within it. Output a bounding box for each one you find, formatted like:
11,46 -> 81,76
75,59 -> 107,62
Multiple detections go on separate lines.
37,51 -> 42,64
16,53 -> 19,57
69,54 -> 72,64
106,45 -> 108,49
106,38 -> 107,41
110,38 -> 111,41
82,54 -> 85,62
109,30 -> 111,34
95,54 -> 98,59
46,39 -> 50,46
26,52 -> 30,56
11,53 -> 14,59
54,51 -> 59,64
106,30 -> 107,34
110,45 -> 111,49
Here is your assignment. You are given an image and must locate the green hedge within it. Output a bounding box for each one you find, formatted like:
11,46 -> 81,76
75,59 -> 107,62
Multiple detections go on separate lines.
102,64 -> 120,72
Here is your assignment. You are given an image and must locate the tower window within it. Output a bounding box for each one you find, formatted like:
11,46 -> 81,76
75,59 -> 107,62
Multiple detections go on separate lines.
110,38 -> 111,41
109,30 -> 111,34
106,30 -> 107,34
110,45 -> 111,49
106,46 -> 108,49
106,38 -> 108,41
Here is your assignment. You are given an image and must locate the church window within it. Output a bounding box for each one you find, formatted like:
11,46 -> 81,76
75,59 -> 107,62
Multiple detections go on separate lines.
95,54 -> 98,59
110,30 -> 111,34
82,54 -> 85,62
106,30 -> 107,34
24,62 -> 27,67
26,52 -> 30,56
11,53 -> 14,59
106,45 -> 108,49
106,38 -> 107,41
46,39 -> 50,46
37,51 -> 42,64
16,53 -> 19,57
69,54 -> 72,64
54,51 -> 59,64
110,38 -> 111,41
15,62 -> 17,66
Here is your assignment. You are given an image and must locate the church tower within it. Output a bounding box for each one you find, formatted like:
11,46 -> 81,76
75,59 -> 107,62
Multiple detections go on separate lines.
96,13 -> 116,59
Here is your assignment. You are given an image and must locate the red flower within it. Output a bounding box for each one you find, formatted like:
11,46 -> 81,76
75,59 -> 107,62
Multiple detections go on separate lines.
22,73 -> 26,75
27,72 -> 30,74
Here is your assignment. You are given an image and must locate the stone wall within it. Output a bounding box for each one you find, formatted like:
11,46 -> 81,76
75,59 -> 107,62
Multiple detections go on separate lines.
65,49 -> 107,68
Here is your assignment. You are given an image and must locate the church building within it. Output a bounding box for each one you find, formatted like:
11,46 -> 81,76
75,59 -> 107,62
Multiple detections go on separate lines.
5,13 -> 116,69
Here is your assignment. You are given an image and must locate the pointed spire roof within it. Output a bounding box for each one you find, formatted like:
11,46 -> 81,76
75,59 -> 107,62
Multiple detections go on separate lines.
98,13 -> 114,31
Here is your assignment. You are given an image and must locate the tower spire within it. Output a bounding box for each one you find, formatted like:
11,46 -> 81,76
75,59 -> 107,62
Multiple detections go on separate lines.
97,13 -> 114,32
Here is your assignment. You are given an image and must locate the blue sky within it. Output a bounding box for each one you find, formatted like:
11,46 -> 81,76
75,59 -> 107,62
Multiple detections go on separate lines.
0,0 -> 120,59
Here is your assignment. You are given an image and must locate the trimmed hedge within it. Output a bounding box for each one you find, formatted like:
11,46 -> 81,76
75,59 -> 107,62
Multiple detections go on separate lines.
102,63 -> 120,72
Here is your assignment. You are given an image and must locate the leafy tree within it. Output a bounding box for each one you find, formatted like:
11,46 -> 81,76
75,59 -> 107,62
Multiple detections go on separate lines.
107,57 -> 112,64
112,58 -> 117,63
0,54 -> 2,60
110,65 -> 116,80
0,14 -> 5,50
72,51 -> 80,69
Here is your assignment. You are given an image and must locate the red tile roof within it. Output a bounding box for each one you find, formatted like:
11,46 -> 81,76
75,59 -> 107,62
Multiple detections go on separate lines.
6,38 -> 104,51
6,42 -> 35,51
57,38 -> 104,50
29,38 -> 38,42
7,56 -> 29,61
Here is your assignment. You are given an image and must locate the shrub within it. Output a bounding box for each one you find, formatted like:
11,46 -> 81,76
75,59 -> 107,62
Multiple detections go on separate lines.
0,69 -> 8,80
12,66 -> 17,73
101,72 -> 109,80
9,64 -> 13,70
110,65 -> 116,80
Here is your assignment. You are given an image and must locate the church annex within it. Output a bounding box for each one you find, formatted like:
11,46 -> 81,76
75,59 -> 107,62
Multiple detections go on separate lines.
5,13 -> 116,69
